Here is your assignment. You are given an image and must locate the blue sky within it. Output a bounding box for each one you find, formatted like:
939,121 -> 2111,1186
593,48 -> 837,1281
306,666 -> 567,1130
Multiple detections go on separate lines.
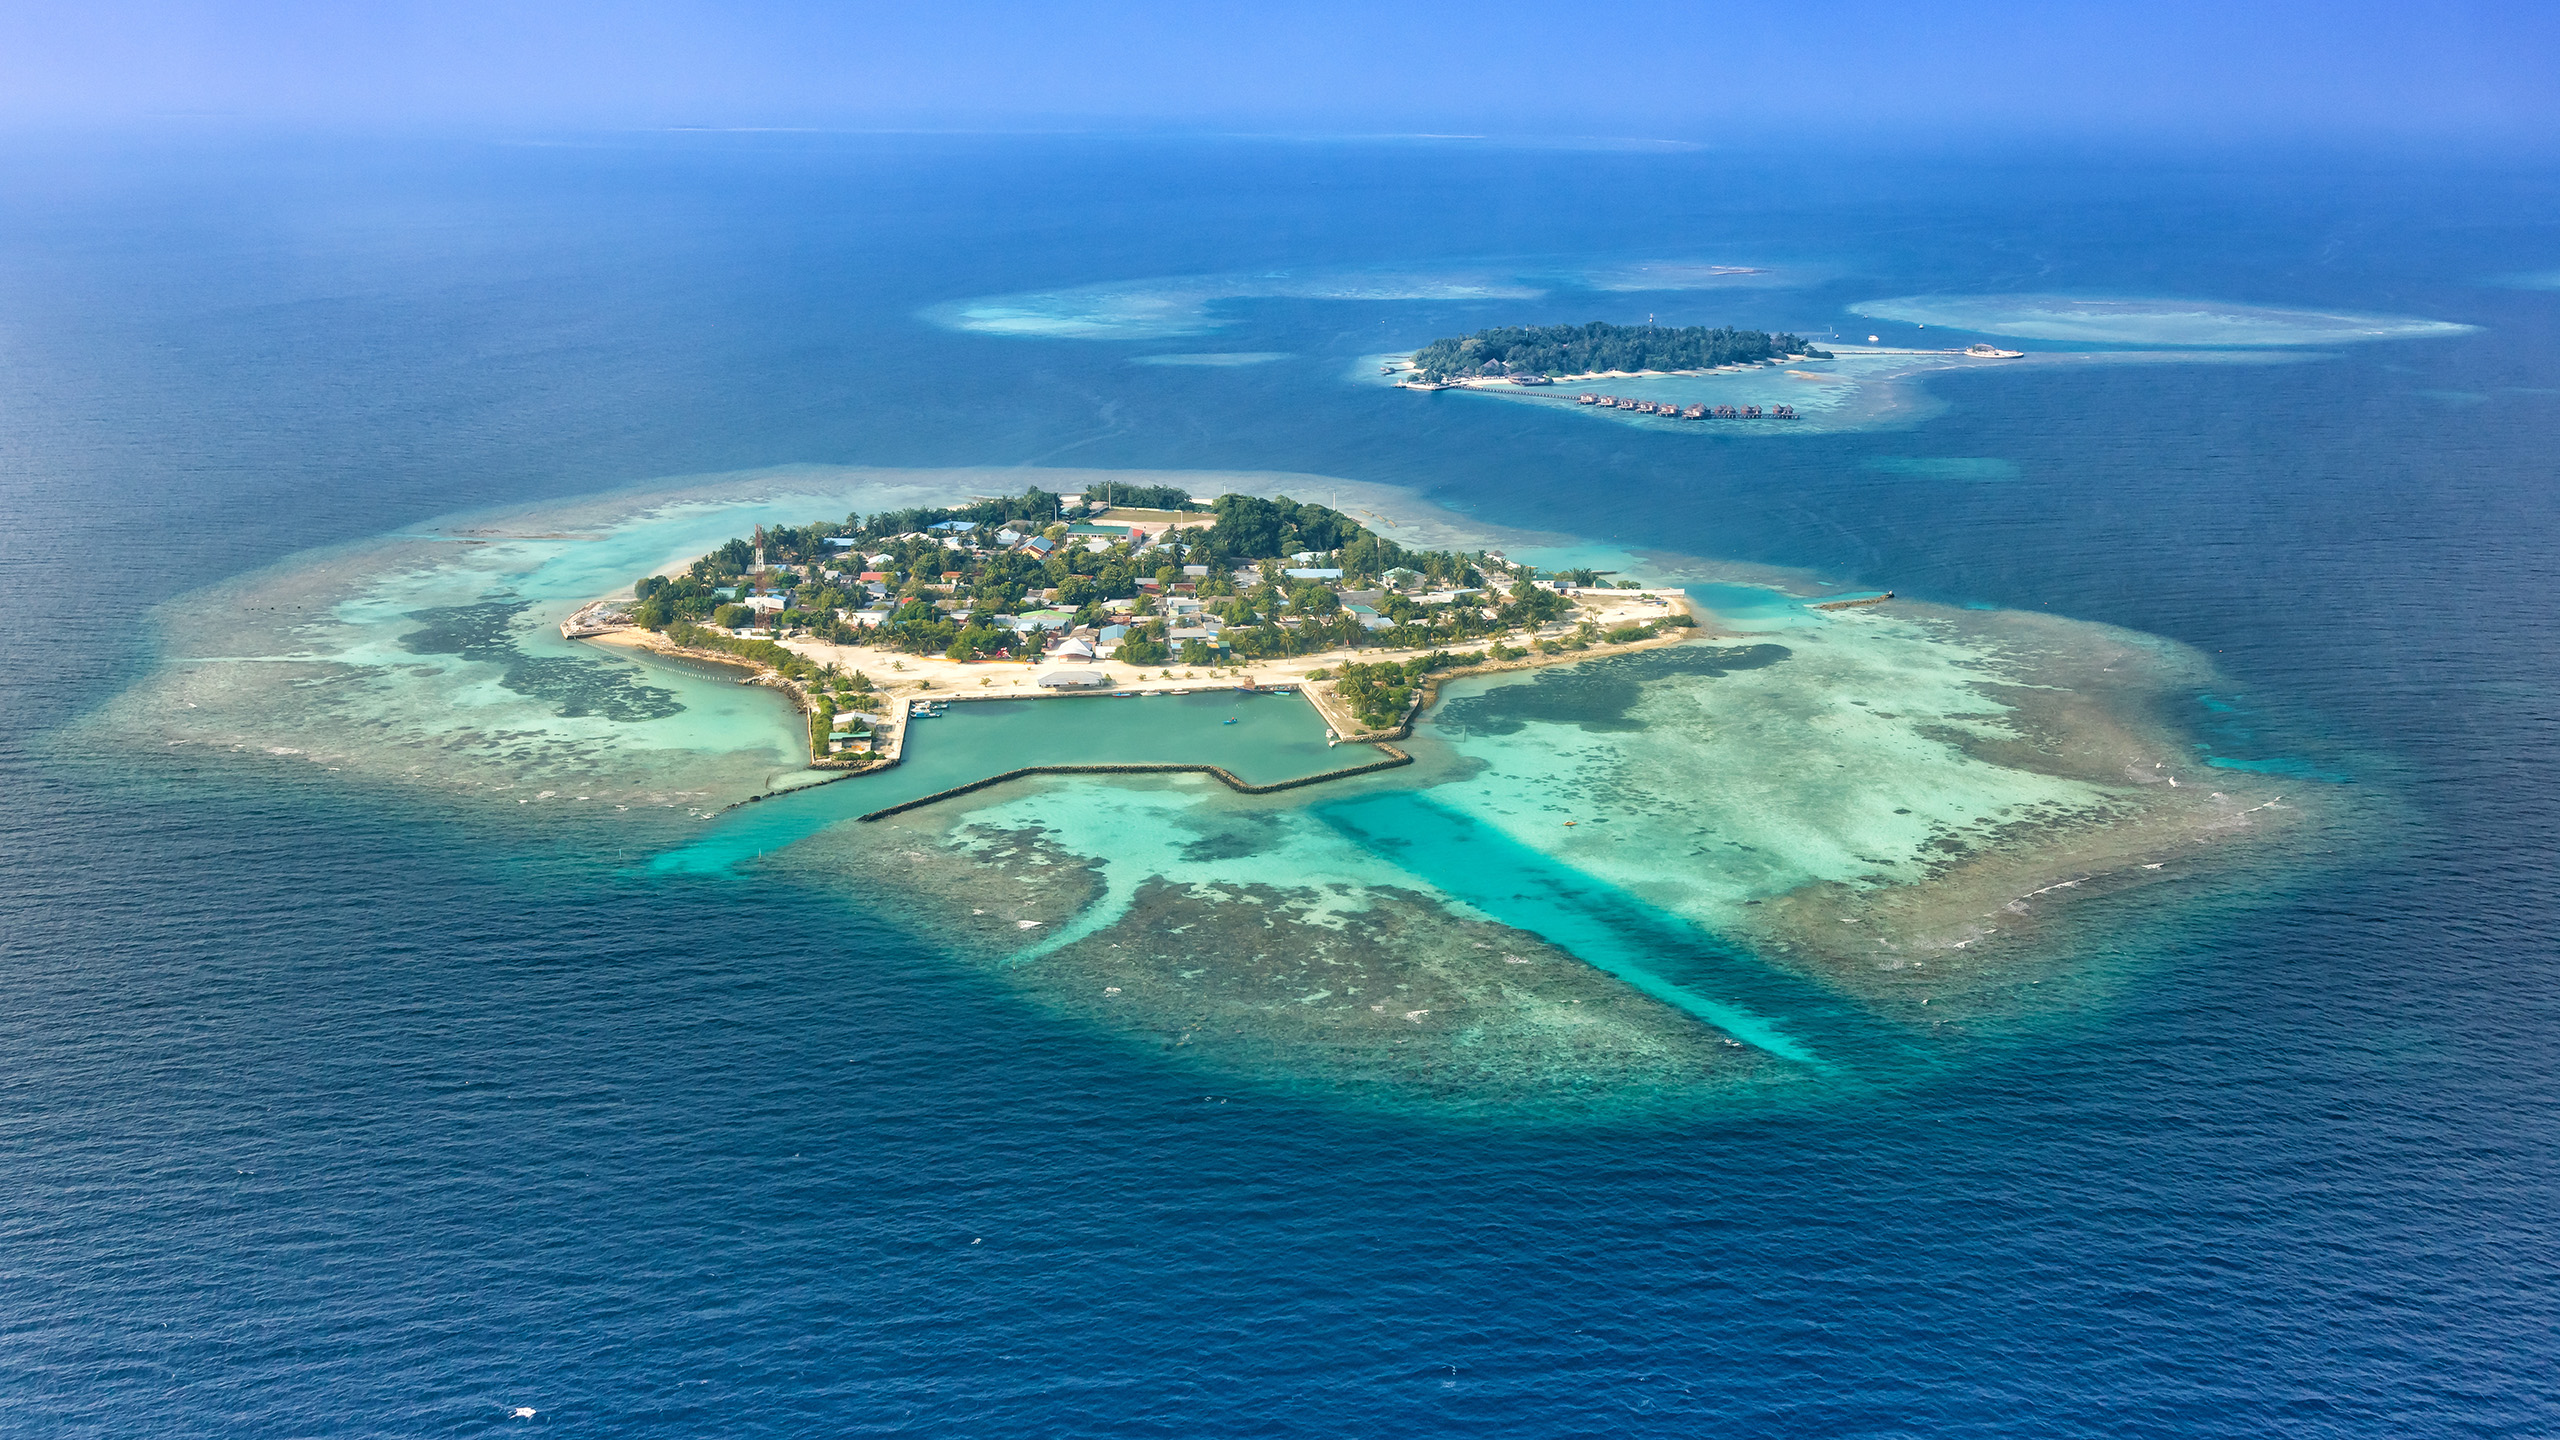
3,0 -> 2553,145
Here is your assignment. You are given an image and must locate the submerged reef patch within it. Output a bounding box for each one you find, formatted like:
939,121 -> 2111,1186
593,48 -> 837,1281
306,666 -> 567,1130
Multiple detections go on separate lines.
1849,294 -> 2475,346
768,808 -> 1782,1115
398,600 -> 686,722
1420,596 -> 2336,1027
926,257 -> 1786,342
740,583 -> 2342,1108
1434,644 -> 1791,735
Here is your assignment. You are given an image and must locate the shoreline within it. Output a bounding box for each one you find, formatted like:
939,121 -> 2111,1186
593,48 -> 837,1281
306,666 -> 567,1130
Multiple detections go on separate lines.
1385,345 -> 2024,392
1390,357 -> 1829,391
581,587 -> 1714,769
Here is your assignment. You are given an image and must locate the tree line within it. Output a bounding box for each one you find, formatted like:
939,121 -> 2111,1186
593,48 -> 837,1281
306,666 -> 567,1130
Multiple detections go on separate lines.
1407,321 -> 1830,383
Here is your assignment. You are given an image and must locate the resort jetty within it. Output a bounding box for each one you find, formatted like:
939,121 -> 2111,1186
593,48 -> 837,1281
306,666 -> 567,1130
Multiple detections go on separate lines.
572,485 -> 1709,770
1575,396 -> 1797,420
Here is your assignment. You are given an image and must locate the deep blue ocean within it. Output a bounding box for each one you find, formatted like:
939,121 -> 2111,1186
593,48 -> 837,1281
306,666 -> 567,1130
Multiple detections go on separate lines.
3,133 -> 2556,1435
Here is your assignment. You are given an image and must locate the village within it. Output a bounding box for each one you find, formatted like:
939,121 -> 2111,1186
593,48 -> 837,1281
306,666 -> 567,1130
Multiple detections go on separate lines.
571,489 -> 1704,767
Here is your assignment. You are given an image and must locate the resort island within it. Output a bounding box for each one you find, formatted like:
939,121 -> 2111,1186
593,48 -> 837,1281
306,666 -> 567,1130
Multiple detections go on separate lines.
570,484 -> 1705,777
1394,320 -> 1830,384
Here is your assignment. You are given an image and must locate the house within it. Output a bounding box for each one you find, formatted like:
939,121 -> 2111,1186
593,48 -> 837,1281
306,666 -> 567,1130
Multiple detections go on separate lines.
1020,536 -> 1057,557
743,595 -> 788,613
852,608 -> 892,626
823,536 -> 859,548
996,528 -> 1024,545
1283,567 -> 1344,580
1049,637 -> 1098,661
1097,624 -> 1129,645
1037,669 -> 1111,689
858,571 -> 889,584
927,520 -> 977,534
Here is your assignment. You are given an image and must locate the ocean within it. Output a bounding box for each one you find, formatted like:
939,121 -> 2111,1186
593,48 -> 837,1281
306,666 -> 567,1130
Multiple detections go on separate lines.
2,132 -> 2555,1434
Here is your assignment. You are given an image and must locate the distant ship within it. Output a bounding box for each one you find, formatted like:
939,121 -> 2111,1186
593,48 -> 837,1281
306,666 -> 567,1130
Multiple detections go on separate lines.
1961,343 -> 2025,358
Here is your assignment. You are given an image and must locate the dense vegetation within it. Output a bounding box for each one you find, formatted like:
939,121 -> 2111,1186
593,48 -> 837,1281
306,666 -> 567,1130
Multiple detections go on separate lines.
1319,602 -> 1691,730
625,488 -> 1505,661
1080,481 -> 1204,511
1330,652 -> 1489,730
1407,321 -> 1830,383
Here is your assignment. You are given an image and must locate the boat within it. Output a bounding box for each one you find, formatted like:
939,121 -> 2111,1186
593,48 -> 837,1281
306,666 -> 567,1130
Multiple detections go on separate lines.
1961,343 -> 2025,359
1223,717 -> 1238,725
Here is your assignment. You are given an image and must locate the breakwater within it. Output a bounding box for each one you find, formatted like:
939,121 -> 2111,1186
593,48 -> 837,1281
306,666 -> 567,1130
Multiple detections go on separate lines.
855,745 -> 1412,822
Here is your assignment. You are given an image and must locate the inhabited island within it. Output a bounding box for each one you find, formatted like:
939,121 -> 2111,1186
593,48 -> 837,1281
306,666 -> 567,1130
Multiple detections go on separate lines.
567,485 -> 1707,776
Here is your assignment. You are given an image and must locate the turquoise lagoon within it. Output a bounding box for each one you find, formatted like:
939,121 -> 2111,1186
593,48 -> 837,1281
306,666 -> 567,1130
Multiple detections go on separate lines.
649,687 -> 1354,875
98,462 -> 2328,1105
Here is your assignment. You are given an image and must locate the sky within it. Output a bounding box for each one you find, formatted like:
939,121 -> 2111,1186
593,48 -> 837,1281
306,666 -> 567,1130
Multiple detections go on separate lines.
1,0 -> 2554,146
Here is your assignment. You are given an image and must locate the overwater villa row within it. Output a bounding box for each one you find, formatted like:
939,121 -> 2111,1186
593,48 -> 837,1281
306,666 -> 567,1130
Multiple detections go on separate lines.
1577,395 -> 1799,420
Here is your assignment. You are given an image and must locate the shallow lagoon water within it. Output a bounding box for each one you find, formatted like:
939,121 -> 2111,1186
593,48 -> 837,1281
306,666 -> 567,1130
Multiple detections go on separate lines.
651,687 -> 1348,875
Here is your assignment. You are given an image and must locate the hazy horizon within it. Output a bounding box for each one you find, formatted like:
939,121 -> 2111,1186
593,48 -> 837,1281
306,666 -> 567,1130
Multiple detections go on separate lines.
3,1 -> 2554,150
